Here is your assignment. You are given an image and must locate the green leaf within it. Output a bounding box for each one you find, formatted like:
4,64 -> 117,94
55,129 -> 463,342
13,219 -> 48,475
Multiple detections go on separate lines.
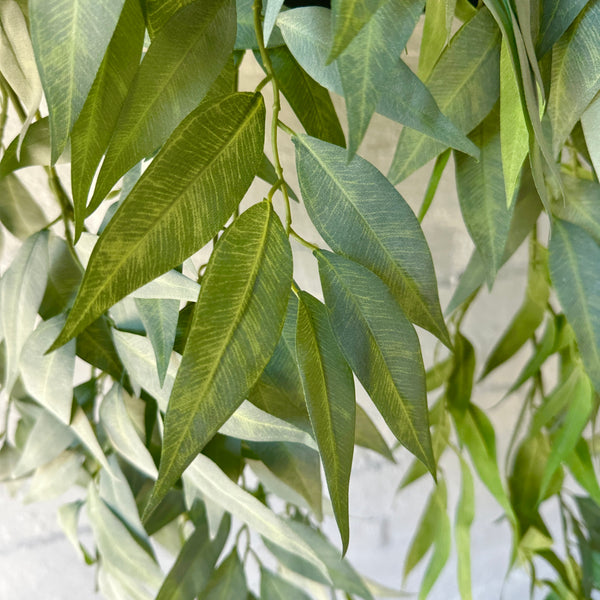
135,298 -> 179,387
263,0 -> 285,45
0,173 -> 47,240
418,0 -> 456,81
549,219 -> 600,392
337,0 -> 424,155
538,0 -> 587,56
418,149 -> 451,222
76,317 -> 124,381
388,7 -> 501,182
145,0 -> 194,37
248,441 -> 323,519
500,39 -> 528,208
100,384 -> 158,478
90,0 -> 236,208
24,450 -> 82,503
0,230 -> 48,392
355,405 -> 394,462
29,0 -> 125,162
262,46 -> 345,147
296,291 -> 355,551
455,105 -> 514,283
582,93 -> 600,179
202,550 -> 247,600
548,1 -> 600,156
57,501 -> 89,562
446,333 -> 475,413
181,454 -> 328,577
455,456 -> 475,600
317,250 -> 434,473
566,439 -> 600,506
146,202 -> 292,517
20,315 -> 75,424
52,92 -> 265,349
260,567 -> 312,600
70,0 -> 145,239
157,509 -> 230,600
296,135 -> 449,346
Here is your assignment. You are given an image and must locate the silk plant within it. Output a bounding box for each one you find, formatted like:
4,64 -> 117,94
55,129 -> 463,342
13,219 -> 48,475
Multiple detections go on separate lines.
0,0 -> 599,598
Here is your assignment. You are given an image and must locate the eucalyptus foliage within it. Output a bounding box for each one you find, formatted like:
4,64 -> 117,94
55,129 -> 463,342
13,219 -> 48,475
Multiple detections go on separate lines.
1,0 -> 600,598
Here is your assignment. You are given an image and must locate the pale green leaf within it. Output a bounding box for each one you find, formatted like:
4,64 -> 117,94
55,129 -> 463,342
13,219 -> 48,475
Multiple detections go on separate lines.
566,439 -> 600,506
70,406 -> 112,472
0,173 -> 47,240
549,219 -> 600,392
202,550 -> 247,600
455,456 -> 474,600
260,567 -> 312,600
538,0 -> 587,56
29,0 -> 125,162
317,251 -> 434,472
264,0 -> 285,45
52,93 -> 265,349
20,315 -> 75,424
0,230 -> 48,392
100,384 -> 158,478
355,405 -> 394,462
296,135 -> 449,345
90,0 -> 236,208
581,93 -> 600,180
455,105 -> 514,283
70,0 -> 145,239
135,298 -> 179,386
24,450 -> 82,502
548,1 -> 600,156
146,202 -> 292,517
57,500 -> 88,562
388,7 -> 501,182
418,0 -> 457,81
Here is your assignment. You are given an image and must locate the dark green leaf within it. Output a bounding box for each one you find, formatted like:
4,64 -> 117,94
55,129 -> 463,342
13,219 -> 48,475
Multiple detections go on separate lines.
566,439 -> 600,506
146,202 -> 292,517
145,0 -> 194,37
355,405 -> 394,462
446,333 -> 475,413
317,250 -> 434,473
52,92 -> 265,349
76,317 -> 124,381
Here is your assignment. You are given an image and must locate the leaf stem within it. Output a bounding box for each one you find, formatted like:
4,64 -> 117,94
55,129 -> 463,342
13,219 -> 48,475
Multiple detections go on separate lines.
277,120 -> 296,137
290,228 -> 320,251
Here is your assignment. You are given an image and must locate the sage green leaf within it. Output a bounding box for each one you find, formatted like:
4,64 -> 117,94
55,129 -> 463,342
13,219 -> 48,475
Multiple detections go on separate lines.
0,230 -> 48,392
337,0 -> 423,155
135,298 -> 179,386
455,105 -> 514,283
296,135 -> 449,346
566,439 -> 600,506
0,173 -> 47,240
548,1 -> 600,156
388,7 -> 501,182
549,220 -> 600,392
328,0 -> 385,62
263,0 -> 285,45
156,510 -> 231,600
57,501 -> 88,562
277,8 -> 477,157
202,550 -> 247,600
100,384 -> 158,478
446,333 -> 475,413
355,405 -> 394,462
145,0 -> 194,37
264,46 -> 345,147
181,454 -> 327,576
52,92 -> 265,349
70,0 -> 145,239
71,406 -> 112,472
20,315 -> 75,424
87,482 -> 163,594
538,0 -> 587,56
317,251 -> 434,473
455,456 -> 474,600
146,202 -> 292,517
260,567 -> 311,600
90,0 -> 236,208
582,93 -> 600,179
481,241 -> 549,378
29,0 -> 125,162
24,450 -> 82,503
296,291 -> 355,551
235,0 -> 284,50
500,40 -> 528,208
418,0 -> 456,81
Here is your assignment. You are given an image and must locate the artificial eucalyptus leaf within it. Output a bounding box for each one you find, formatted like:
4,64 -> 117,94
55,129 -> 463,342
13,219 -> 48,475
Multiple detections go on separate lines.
29,0 -> 125,162
296,290 -> 355,551
296,135 -> 449,346
317,251 -> 434,473
388,7 -> 501,182
146,202 -> 292,517
0,173 -> 47,240
70,0 -> 145,239
260,567 -> 312,600
90,0 -> 236,208
201,550 -> 247,600
549,219 -> 600,392
52,92 -> 265,349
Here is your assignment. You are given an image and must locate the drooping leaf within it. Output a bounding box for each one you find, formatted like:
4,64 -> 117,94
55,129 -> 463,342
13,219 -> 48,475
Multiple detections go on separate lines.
29,0 -> 125,162
52,92 -> 265,349
582,93 -> 600,179
76,317 -> 124,381
548,1 -> 600,156
455,456 -> 475,600
296,134 -> 449,346
24,450 -> 82,503
0,173 -> 47,240
355,405 -> 394,462
317,251 -> 434,473
146,202 -> 292,517
0,230 -> 48,392
57,501 -> 89,562
446,333 -> 475,413
20,315 -> 75,424
549,219 -> 600,392
566,439 -> 600,507
388,7 -> 501,182
455,105 -> 514,283
538,0 -> 588,57
201,550 -> 247,600
260,567 -> 312,600
296,291 -> 355,551
70,0 -> 145,239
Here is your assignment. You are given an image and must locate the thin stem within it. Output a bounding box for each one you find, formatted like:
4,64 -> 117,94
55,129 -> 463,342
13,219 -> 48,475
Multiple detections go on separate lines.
253,0 -> 292,233
277,120 -> 296,137
290,228 -> 320,252
255,75 -> 271,93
